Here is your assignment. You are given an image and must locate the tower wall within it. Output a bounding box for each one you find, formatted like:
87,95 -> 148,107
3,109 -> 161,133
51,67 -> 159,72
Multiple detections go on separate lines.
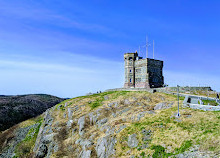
147,58 -> 164,88
124,52 -> 164,89
124,53 -> 138,88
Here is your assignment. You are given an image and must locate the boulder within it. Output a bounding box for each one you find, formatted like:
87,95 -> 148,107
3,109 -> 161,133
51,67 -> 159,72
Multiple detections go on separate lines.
96,135 -> 117,158
97,118 -> 108,128
124,99 -> 130,105
36,144 -> 48,158
154,102 -> 173,110
78,116 -> 85,136
80,150 -> 91,158
104,96 -> 109,100
67,108 -> 74,120
128,134 -> 138,148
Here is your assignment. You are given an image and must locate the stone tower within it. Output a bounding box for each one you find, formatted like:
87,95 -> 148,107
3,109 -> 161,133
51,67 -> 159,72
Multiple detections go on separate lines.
124,52 -> 164,88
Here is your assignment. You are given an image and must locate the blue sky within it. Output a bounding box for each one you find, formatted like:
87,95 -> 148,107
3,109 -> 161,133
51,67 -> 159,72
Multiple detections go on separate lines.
0,0 -> 219,98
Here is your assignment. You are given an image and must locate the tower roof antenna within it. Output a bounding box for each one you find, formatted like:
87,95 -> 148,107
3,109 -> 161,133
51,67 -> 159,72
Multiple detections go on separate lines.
146,35 -> 151,58
153,40 -> 154,59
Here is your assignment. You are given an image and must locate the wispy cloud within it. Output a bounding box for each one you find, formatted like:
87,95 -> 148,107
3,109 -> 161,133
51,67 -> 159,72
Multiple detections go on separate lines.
165,70 -> 220,91
0,52 -> 124,97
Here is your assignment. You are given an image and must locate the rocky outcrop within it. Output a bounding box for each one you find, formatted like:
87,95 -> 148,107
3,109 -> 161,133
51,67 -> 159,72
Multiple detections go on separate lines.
154,102 -> 174,110
0,123 -> 40,158
34,108 -> 57,158
127,134 -> 139,148
96,135 -> 117,158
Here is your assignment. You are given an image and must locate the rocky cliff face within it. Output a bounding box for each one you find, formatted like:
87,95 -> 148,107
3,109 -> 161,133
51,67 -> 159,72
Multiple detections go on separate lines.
0,94 -> 64,131
0,91 -> 219,158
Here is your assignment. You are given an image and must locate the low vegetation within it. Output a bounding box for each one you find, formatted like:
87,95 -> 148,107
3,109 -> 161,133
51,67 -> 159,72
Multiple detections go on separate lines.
116,103 -> 220,157
202,99 -> 218,106
0,94 -> 64,131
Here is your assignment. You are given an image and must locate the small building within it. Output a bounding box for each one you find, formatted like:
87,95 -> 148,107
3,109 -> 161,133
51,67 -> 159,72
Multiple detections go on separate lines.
124,52 -> 164,88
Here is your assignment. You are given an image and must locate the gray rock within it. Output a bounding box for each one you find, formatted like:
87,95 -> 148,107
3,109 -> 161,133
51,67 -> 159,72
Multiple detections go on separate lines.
112,113 -> 117,118
122,118 -> 126,122
132,97 -> 137,101
33,110 -> 57,158
64,102 -> 68,107
131,115 -> 136,122
75,138 -> 82,144
135,102 -> 143,106
185,115 -> 192,118
124,99 -> 130,105
80,139 -> 93,149
57,104 -> 62,110
80,150 -> 91,158
53,143 -> 59,153
89,112 -> 98,125
96,135 -> 117,158
36,144 -> 48,158
96,109 -> 102,117
116,125 -> 127,133
154,102 -> 173,110
67,119 -> 73,128
117,108 -> 131,115
141,143 -> 148,149
42,133 -> 55,144
128,134 -> 139,148
97,118 -> 108,128
108,102 -> 118,108
147,110 -> 155,114
78,116 -> 85,136
104,95 -> 109,100
101,125 -> 115,135
174,119 -> 182,122
142,135 -> 151,141
137,112 -> 146,121
68,108 -> 74,120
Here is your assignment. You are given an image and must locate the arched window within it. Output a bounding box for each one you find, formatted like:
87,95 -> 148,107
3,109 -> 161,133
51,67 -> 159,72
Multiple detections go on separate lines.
130,78 -> 132,83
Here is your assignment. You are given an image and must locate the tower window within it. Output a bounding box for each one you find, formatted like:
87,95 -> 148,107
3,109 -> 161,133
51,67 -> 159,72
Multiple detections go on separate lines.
135,78 -> 141,82
130,69 -> 132,73
130,78 -> 132,83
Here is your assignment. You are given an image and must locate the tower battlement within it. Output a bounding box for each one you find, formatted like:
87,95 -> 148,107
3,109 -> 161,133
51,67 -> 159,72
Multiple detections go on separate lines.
124,52 -> 164,88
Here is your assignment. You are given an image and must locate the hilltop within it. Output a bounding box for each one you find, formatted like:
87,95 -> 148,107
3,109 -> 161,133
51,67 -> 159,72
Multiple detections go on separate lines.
0,91 -> 219,158
0,94 -> 65,131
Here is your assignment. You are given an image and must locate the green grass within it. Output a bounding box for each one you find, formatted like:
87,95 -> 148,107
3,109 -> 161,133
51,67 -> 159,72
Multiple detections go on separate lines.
202,99 -> 218,106
175,140 -> 192,153
163,93 -> 185,101
151,140 -> 192,158
79,91 -> 130,109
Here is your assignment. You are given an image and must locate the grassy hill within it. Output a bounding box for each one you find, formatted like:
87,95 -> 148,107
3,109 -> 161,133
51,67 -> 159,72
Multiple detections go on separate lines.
0,91 -> 219,158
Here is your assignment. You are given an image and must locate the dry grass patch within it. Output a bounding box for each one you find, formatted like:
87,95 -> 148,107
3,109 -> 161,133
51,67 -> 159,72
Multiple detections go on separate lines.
116,100 -> 220,157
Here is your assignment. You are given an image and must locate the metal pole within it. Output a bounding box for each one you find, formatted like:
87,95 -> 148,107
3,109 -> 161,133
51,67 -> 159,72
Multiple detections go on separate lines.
146,36 -> 148,58
177,85 -> 180,117
153,40 -> 154,59
139,46 -> 141,55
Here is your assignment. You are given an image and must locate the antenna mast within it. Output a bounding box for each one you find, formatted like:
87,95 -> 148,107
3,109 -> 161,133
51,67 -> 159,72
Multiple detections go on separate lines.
153,40 -> 154,59
146,36 -> 148,58
139,46 -> 141,55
